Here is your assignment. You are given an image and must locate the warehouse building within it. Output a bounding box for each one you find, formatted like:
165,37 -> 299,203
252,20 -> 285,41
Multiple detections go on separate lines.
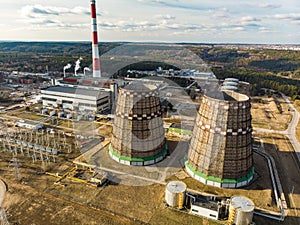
15,119 -> 44,130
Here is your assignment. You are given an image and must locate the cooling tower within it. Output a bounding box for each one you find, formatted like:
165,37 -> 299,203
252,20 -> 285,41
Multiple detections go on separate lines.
185,91 -> 254,188
109,82 -> 167,166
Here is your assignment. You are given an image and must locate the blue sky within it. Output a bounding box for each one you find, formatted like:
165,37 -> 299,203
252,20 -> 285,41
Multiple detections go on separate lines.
0,0 -> 299,44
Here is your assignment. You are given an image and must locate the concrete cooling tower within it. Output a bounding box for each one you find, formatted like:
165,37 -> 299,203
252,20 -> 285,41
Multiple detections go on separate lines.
109,82 -> 167,166
185,91 -> 254,188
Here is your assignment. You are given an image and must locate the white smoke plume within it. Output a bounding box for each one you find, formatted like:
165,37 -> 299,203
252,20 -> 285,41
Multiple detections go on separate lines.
83,67 -> 91,76
63,63 -> 72,77
75,57 -> 83,76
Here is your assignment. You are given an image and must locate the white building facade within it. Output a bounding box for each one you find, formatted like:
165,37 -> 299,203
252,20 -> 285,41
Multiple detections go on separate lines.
41,86 -> 110,113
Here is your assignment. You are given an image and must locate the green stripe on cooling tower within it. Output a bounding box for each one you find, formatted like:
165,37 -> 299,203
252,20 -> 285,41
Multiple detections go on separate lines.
185,161 -> 254,185
109,143 -> 168,162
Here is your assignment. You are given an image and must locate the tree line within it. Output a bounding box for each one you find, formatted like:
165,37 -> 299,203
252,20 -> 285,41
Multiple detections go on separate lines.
212,67 -> 300,99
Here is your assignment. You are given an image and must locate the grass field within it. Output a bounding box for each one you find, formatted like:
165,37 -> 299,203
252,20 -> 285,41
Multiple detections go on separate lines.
251,96 -> 292,130
293,100 -> 300,143
259,133 -> 300,225
8,110 -> 45,121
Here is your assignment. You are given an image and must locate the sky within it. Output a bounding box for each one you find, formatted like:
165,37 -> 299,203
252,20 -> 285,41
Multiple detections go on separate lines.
0,0 -> 299,44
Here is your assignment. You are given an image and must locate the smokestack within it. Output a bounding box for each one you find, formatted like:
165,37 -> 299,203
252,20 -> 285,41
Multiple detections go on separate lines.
90,0 -> 101,78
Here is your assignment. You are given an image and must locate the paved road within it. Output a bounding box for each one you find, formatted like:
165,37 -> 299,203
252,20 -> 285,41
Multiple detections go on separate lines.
281,94 -> 300,163
253,93 -> 300,167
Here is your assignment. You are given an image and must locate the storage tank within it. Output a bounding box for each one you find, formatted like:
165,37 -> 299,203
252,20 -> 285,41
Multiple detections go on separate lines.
229,196 -> 254,225
223,81 -> 238,87
220,85 -> 238,92
109,81 -> 167,166
165,181 -> 187,209
225,78 -> 239,83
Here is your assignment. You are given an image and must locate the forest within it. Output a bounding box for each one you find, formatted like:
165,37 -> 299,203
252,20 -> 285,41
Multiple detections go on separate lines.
0,42 -> 299,98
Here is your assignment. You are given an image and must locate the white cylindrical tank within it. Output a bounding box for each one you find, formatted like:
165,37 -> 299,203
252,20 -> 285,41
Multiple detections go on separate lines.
165,181 -> 186,209
223,81 -> 239,87
225,78 -> 239,83
229,196 -> 254,225
220,85 -> 238,92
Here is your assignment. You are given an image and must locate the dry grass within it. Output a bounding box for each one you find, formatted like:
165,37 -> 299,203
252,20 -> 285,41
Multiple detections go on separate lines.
297,121 -> 300,144
294,100 -> 300,112
98,124 -> 112,136
294,100 -> 300,143
259,133 -> 300,223
9,110 -> 45,121
251,96 -> 292,130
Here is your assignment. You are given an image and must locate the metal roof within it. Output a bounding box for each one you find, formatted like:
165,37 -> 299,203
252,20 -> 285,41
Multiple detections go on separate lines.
124,82 -> 158,92
231,196 -> 254,212
42,86 -> 108,98
166,181 -> 187,193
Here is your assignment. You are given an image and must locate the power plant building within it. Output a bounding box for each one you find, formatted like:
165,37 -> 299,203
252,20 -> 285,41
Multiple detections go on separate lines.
186,91 -> 254,188
109,82 -> 167,166
41,86 -> 110,113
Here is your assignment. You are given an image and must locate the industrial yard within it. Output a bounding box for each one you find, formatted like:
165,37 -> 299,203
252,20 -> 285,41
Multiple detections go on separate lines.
0,62 -> 299,224
0,1 -> 299,224
0,87 -> 299,224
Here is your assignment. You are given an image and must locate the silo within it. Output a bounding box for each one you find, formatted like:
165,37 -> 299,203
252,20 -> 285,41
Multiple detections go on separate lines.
228,196 -> 254,225
185,90 -> 254,188
109,82 -> 167,166
165,181 -> 187,209
220,85 -> 238,92
224,78 -> 239,83
223,81 -> 239,87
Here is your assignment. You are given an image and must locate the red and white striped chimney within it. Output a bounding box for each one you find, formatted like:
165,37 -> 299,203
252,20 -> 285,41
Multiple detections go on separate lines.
90,0 -> 101,78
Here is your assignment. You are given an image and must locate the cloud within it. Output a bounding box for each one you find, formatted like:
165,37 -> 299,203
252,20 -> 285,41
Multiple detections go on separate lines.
137,0 -> 214,11
20,4 -> 98,19
154,14 -> 176,20
258,27 -> 276,33
210,7 -> 231,19
269,13 -> 300,25
98,19 -> 203,32
271,13 -> 300,21
19,4 -> 100,30
240,16 -> 261,22
259,3 -> 281,9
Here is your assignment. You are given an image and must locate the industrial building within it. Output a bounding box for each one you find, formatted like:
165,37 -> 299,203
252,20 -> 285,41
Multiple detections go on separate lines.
186,90 -> 254,188
41,86 -> 110,113
15,119 -> 44,130
164,181 -> 255,224
49,77 -> 120,112
188,194 -> 229,220
109,82 -> 167,166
